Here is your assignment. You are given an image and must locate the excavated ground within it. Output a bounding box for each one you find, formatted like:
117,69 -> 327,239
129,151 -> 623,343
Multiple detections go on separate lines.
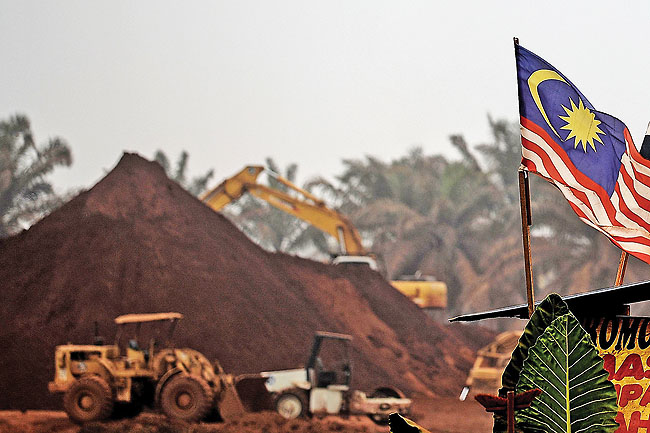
0,153 -> 493,413
0,397 -> 494,433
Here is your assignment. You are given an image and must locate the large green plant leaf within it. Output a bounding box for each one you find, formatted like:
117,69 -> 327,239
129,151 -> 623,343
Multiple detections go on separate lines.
515,313 -> 618,433
500,293 -> 570,396
494,294 -> 570,433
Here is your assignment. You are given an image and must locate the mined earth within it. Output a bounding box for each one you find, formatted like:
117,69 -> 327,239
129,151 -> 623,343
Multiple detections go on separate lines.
0,153 -> 493,411
0,397 -> 495,433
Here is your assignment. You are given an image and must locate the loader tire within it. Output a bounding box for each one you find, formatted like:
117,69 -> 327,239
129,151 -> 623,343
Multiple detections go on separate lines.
63,376 -> 114,424
160,374 -> 213,422
274,389 -> 308,419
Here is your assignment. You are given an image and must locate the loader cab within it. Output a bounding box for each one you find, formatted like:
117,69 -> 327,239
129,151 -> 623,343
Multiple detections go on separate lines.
113,312 -> 183,369
306,331 -> 352,390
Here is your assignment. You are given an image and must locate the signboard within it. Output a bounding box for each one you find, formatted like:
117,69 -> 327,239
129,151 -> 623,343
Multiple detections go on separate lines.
583,316 -> 650,433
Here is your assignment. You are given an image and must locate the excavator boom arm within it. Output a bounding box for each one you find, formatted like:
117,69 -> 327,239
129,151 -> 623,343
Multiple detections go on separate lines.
201,166 -> 266,211
201,166 -> 366,256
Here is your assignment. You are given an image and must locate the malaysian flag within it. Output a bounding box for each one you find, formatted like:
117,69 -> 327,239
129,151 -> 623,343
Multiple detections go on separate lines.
516,45 -> 650,263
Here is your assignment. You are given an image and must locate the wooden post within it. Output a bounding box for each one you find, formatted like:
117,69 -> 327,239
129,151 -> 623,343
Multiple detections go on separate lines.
519,169 -> 535,318
615,251 -> 629,286
507,391 -> 515,433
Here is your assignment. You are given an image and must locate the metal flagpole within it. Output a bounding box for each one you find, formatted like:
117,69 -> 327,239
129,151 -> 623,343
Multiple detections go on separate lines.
514,37 -> 535,318
615,251 -> 629,286
518,169 -> 535,318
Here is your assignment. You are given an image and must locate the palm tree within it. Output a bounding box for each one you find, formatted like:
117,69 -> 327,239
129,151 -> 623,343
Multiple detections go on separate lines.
0,114 -> 72,237
310,145 -> 503,313
153,150 -> 214,196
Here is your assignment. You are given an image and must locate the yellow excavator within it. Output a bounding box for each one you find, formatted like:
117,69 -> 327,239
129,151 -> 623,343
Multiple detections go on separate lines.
201,165 -> 446,310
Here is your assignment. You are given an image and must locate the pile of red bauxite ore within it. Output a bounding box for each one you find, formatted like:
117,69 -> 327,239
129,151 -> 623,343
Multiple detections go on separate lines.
0,153 -> 493,410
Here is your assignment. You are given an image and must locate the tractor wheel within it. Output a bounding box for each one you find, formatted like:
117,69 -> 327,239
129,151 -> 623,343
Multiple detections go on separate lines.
367,387 -> 402,425
160,375 -> 213,422
274,389 -> 308,420
63,376 -> 114,424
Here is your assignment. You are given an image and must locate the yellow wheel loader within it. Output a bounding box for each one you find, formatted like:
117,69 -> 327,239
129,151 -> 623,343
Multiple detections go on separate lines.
48,313 -> 244,424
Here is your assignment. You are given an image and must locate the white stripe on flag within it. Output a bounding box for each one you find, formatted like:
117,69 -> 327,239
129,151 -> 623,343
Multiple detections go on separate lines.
629,152 -> 650,179
610,192 -> 645,232
605,235 -> 650,257
521,126 -> 612,226
521,147 -> 601,224
615,158 -> 650,233
521,125 -> 650,258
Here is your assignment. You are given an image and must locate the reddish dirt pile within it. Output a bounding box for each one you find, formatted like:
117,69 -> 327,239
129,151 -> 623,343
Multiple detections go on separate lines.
0,153 -> 493,410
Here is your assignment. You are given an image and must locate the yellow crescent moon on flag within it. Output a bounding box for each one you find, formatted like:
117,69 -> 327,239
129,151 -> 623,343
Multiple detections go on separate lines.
528,69 -> 568,140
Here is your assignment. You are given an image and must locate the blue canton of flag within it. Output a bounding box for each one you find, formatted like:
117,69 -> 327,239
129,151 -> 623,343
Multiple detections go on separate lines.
516,44 -> 650,264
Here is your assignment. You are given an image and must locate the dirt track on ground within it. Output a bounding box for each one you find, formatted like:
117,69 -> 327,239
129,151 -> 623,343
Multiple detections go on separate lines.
0,398 -> 493,433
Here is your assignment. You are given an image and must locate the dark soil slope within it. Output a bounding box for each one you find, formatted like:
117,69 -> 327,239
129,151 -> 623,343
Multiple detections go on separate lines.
0,153 -> 491,410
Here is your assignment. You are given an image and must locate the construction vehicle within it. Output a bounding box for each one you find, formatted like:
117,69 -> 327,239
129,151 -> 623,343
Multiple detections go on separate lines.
48,313 -> 244,424
390,272 -> 447,310
202,165 -> 446,310
258,331 -> 411,424
459,330 -> 521,401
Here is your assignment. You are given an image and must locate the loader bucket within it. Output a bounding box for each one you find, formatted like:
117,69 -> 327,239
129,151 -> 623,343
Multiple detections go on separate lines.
216,378 -> 246,421
234,374 -> 274,412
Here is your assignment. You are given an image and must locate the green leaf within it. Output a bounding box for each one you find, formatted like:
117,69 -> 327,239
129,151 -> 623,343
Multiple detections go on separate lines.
494,294 -> 569,433
516,313 -> 618,433
500,293 -> 570,396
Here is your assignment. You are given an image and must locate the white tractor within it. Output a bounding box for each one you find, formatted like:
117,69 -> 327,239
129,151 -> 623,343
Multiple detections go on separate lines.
260,331 -> 411,424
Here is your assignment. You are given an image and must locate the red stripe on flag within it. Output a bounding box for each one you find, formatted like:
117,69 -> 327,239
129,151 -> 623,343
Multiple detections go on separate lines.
521,118 -> 612,195
626,160 -> 650,189
618,170 -> 650,221
613,194 -> 650,236
521,118 -> 619,220
625,128 -> 650,170
521,138 -> 600,218
521,120 -> 619,225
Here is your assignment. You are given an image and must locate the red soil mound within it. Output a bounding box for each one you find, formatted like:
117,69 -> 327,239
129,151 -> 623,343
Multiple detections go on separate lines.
0,153 -> 492,410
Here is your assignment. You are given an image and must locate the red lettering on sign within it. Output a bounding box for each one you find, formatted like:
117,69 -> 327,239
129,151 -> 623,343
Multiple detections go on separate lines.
644,357 -> 650,379
641,387 -> 650,407
604,354 -> 617,380
616,354 -> 646,381
617,411 -> 650,433
621,385 -> 644,407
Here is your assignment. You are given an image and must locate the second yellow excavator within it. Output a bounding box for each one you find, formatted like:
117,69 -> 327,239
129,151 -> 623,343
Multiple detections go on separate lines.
201,165 -> 446,310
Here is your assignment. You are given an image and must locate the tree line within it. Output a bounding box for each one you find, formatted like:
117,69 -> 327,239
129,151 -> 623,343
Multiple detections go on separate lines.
3,114 -> 648,317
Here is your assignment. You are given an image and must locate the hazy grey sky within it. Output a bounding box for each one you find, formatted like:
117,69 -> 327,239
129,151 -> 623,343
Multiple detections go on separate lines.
1,1 -> 649,191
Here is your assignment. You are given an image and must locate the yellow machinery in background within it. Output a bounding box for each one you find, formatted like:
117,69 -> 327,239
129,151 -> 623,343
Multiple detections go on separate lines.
48,313 -> 245,424
201,165 -> 446,310
202,166 -> 364,256
390,274 -> 447,310
459,330 -> 521,400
